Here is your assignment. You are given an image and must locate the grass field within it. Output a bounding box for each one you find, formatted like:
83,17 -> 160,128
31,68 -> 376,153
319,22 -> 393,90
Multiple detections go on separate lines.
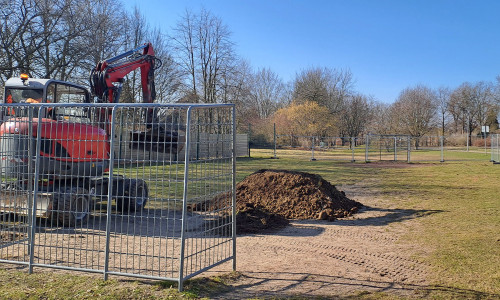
0,148 -> 499,299
244,149 -> 500,298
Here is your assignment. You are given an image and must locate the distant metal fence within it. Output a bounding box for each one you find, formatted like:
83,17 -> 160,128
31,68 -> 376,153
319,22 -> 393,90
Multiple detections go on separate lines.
0,103 -> 236,291
273,133 -> 492,162
365,134 -> 411,162
491,134 -> 500,163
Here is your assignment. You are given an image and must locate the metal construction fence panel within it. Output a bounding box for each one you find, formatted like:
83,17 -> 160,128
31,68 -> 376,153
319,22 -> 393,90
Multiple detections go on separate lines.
274,135 -> 365,162
271,132 -> 493,163
365,135 -> 410,162
409,135 -> 490,162
491,134 -> 500,163
0,103 -> 236,291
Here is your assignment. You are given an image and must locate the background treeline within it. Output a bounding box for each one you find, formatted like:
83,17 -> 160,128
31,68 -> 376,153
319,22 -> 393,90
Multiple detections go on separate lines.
1,0 -> 500,143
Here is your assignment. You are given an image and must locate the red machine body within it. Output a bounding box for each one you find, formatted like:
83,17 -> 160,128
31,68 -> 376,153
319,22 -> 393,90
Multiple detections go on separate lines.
0,43 -> 158,223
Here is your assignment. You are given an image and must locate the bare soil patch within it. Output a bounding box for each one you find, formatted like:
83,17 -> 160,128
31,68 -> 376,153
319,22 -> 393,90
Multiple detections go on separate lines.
0,172 -> 441,298
205,178 -> 437,299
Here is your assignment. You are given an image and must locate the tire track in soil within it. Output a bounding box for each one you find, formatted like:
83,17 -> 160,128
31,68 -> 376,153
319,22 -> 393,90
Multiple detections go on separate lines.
253,226 -> 398,244
213,176 -> 433,298
255,224 -> 399,245
313,227 -> 399,244
250,241 -> 428,282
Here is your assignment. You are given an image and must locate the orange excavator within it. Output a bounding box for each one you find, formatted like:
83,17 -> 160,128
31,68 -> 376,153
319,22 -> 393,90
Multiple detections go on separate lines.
0,43 -> 176,226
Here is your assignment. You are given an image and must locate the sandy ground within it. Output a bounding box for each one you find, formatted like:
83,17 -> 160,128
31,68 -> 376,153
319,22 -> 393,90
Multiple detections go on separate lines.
0,178 -> 438,298
206,178 -> 436,298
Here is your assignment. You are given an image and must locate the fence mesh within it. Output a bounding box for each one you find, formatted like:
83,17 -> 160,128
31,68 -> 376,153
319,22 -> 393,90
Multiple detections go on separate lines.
0,103 -> 235,290
269,131 -> 493,163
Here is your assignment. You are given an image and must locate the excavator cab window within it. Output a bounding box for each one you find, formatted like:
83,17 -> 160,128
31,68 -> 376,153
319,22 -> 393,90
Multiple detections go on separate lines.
4,88 -> 44,117
49,83 -> 91,123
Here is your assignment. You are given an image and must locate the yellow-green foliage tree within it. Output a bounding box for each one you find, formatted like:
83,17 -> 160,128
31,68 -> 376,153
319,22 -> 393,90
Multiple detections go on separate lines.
273,101 -> 336,137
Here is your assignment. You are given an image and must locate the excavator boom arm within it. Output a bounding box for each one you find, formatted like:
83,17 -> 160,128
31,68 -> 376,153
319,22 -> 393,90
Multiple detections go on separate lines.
90,43 -> 158,103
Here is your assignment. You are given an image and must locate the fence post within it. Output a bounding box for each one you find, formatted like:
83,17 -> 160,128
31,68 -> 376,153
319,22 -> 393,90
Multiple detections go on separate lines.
311,136 -> 316,161
365,135 -> 369,162
248,123 -> 251,158
179,106 -> 193,291
491,134 -> 496,162
231,106 -> 237,272
394,136 -> 397,161
29,108 -> 44,274
407,136 -> 411,163
491,134 -> 494,162
497,134 -> 500,163
440,136 -> 444,163
351,137 -> 355,162
484,132 -> 487,153
467,130 -> 470,152
104,107 -> 117,281
273,123 -> 277,159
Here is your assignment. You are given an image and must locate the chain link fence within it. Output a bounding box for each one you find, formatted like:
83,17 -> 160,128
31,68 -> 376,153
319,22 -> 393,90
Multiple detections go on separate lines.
0,103 -> 236,291
257,128 -> 493,162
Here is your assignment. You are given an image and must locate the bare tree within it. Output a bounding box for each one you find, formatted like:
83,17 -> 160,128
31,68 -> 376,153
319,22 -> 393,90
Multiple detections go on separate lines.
391,85 -> 437,148
149,27 -> 182,103
293,67 -> 354,114
0,0 -> 97,83
339,94 -> 373,139
437,86 -> 451,136
248,67 -> 287,119
118,6 -> 152,103
448,82 -> 495,141
171,8 -> 236,103
79,0 -> 127,77
368,102 -> 392,135
473,81 -> 494,132
172,9 -> 197,97
0,0 -> 42,83
219,58 -> 252,104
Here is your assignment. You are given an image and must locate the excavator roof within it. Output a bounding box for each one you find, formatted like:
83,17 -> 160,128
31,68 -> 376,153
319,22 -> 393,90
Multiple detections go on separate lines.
5,77 -> 51,89
5,77 -> 88,92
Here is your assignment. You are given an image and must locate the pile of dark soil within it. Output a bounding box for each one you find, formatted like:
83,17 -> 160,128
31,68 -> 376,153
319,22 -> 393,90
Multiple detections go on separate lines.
235,169 -> 363,233
189,169 -> 363,234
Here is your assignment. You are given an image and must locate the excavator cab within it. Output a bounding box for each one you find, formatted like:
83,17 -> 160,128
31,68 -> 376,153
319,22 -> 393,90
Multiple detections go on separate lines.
3,75 -> 90,120
0,75 -> 112,226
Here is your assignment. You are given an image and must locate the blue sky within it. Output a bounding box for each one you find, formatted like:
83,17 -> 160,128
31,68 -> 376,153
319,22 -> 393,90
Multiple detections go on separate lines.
124,0 -> 500,103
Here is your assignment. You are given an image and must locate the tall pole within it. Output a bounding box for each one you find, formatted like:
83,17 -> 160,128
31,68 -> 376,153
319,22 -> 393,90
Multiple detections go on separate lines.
467,118 -> 470,152
394,136 -> 397,161
440,135 -> 444,163
365,135 -> 369,162
248,123 -> 251,158
351,137 -> 355,163
311,136 -> 316,161
407,136 -> 411,163
273,123 -> 277,159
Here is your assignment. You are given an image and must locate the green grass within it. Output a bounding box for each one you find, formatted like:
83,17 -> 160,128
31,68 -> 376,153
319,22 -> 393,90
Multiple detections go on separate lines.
1,148 -> 499,299
0,268 -> 242,299
242,149 -> 500,298
393,161 -> 500,295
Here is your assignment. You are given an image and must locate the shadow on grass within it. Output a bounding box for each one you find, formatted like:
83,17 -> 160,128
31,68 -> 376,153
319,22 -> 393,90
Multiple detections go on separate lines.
209,271 -> 500,299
